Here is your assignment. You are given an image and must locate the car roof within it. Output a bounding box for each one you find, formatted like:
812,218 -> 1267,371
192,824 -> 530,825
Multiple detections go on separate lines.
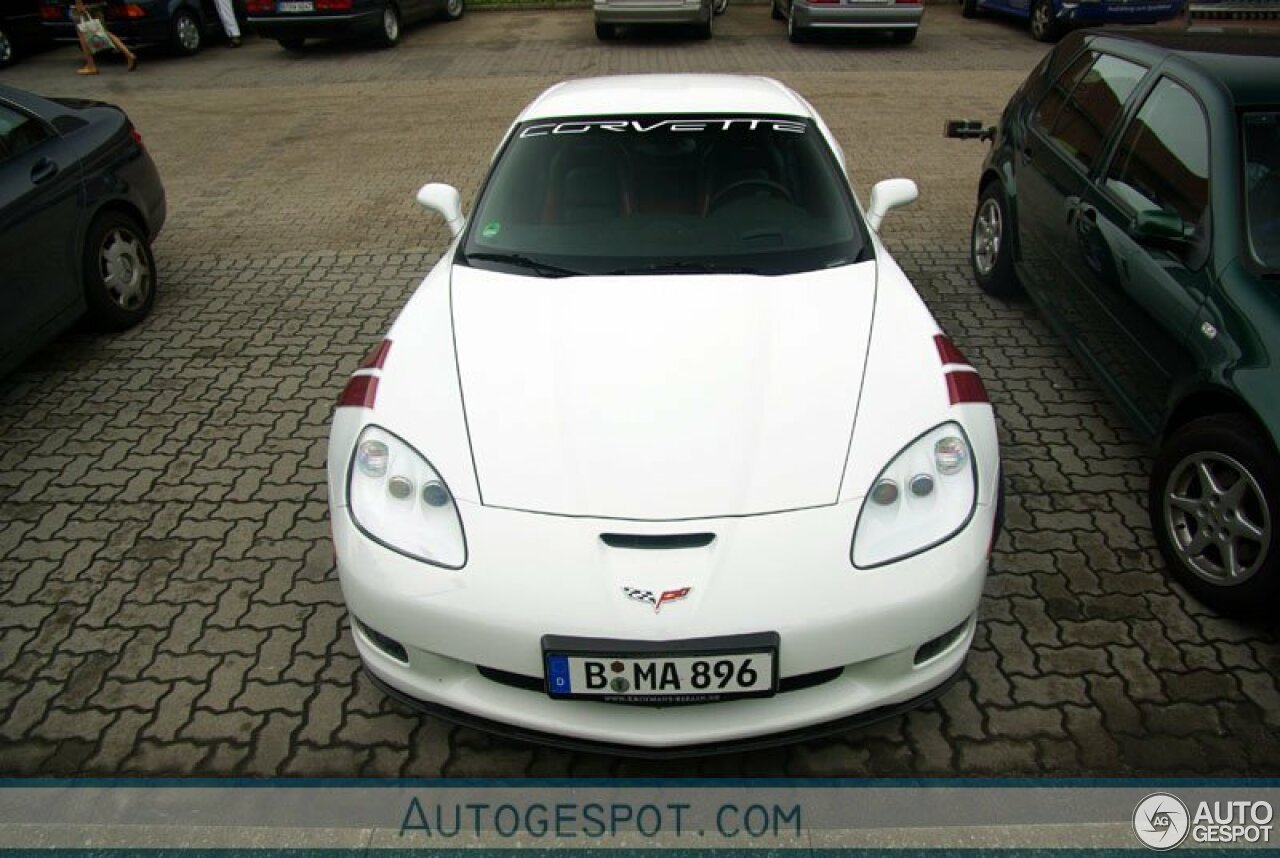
518,75 -> 814,122
1079,29 -> 1280,108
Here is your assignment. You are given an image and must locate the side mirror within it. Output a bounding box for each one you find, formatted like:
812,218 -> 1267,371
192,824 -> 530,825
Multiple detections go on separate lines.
1129,210 -> 1189,248
417,183 -> 466,238
944,119 -> 995,141
866,178 -> 919,232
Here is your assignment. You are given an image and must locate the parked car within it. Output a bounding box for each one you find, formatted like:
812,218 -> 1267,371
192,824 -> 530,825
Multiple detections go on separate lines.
1,0 -> 52,67
327,73 -> 1001,755
594,0 -> 714,40
39,0 -> 233,56
961,0 -> 1184,42
245,0 -> 462,51
950,30 -> 1279,615
0,84 -> 166,377
771,0 -> 924,44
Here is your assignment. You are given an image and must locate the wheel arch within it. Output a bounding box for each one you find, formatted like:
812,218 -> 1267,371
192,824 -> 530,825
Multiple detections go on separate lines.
1161,386 -> 1277,459
977,167 -> 1021,264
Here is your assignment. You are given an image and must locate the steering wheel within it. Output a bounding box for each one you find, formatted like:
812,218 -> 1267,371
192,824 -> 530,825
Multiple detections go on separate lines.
708,178 -> 793,212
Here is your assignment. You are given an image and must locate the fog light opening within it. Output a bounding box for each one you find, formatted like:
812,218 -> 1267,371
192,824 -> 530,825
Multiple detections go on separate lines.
913,617 -> 971,666
354,617 -> 408,663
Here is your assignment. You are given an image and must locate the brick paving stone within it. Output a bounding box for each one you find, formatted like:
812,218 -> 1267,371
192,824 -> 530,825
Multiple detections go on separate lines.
0,5 -> 1276,778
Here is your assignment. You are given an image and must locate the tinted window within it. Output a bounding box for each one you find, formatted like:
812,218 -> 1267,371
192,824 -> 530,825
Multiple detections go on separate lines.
1045,54 -> 1146,171
1033,51 -> 1094,133
1104,78 -> 1211,268
0,103 -> 52,163
1243,111 -> 1280,270
460,115 -> 867,278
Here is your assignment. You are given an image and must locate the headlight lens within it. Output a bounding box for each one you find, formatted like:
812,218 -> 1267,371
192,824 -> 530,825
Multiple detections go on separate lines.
852,422 -> 977,568
347,425 -> 466,569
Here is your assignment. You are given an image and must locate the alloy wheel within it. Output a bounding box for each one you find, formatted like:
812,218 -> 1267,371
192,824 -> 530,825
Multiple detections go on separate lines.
973,197 -> 1002,276
100,228 -> 152,312
1030,2 -> 1050,40
384,7 -> 399,40
447,0 -> 463,16
1164,451 -> 1271,586
177,16 -> 200,51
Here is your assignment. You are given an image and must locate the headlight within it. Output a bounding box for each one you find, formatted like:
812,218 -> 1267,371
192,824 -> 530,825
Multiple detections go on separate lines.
852,422 -> 977,568
347,425 -> 466,569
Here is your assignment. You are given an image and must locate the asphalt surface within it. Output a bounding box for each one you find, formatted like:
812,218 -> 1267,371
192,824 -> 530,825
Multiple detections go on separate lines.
0,4 -> 1277,777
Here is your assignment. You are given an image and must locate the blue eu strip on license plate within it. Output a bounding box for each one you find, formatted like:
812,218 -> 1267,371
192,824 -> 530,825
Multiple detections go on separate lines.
546,655 -> 572,695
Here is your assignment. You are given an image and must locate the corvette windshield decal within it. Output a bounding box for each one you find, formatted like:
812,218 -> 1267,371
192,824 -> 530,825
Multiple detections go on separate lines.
520,118 -> 807,138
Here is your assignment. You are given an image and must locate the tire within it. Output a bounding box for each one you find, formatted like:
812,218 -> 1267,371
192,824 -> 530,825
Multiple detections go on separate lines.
1029,0 -> 1061,42
892,27 -> 917,44
1150,415 -> 1279,617
0,27 -> 13,68
970,182 -> 1020,298
695,9 -> 713,39
713,0 -> 728,15
169,8 -> 202,56
787,1 -> 805,42
595,22 -> 616,40
961,0 -> 979,17
278,37 -> 306,51
441,0 -> 465,21
374,2 -> 400,48
82,212 -> 157,332
771,0 -> 784,20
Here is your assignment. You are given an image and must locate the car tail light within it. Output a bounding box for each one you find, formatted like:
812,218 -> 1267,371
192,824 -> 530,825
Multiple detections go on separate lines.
107,4 -> 147,18
128,125 -> 145,149
945,371 -> 989,405
358,339 -> 392,371
809,0 -> 839,4
895,0 -> 923,4
934,334 -> 990,404
934,334 -> 969,367
338,375 -> 379,409
246,0 -> 273,12
316,0 -> 354,9
40,4 -> 63,21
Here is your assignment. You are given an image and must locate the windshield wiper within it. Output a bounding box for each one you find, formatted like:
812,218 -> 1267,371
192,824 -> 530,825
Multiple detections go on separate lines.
606,262 -> 761,276
462,251 -> 582,278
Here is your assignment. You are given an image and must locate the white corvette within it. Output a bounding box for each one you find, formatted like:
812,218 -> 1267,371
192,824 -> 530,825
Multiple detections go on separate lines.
327,74 -> 1001,755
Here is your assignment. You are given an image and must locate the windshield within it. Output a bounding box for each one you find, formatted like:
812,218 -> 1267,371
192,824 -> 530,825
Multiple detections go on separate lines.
458,115 -> 870,277
1244,111 -> 1280,271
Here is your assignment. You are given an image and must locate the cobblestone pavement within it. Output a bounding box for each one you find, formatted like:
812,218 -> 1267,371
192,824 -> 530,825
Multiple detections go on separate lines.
1,5 -> 1278,778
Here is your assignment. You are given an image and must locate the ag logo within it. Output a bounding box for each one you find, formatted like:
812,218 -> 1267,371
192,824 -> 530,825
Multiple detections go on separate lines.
1133,793 -> 1190,850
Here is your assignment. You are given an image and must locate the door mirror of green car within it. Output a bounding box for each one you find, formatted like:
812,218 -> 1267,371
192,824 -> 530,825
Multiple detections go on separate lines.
1130,209 -> 1190,248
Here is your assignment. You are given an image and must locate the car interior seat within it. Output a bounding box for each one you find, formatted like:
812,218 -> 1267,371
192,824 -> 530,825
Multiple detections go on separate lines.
542,140 -> 634,225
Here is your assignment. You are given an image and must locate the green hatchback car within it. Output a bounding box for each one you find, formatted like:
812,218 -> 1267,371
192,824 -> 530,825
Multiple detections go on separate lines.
953,30 -> 1279,616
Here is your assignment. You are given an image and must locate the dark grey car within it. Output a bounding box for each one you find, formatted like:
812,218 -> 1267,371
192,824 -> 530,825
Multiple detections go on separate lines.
245,0 -> 463,51
0,85 -> 167,377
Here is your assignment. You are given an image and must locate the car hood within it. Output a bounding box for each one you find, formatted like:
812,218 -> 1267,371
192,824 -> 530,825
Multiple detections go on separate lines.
450,261 -> 877,519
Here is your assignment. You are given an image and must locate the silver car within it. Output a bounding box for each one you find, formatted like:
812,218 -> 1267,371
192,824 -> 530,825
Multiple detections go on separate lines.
594,0 -> 727,41
770,0 -> 923,44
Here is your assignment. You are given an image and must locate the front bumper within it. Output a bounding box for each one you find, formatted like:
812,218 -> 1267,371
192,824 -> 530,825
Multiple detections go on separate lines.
334,495 -> 994,752
246,10 -> 381,40
792,2 -> 924,29
594,0 -> 708,25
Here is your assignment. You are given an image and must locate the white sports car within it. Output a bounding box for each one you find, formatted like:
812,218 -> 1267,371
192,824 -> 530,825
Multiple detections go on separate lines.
327,74 -> 1001,755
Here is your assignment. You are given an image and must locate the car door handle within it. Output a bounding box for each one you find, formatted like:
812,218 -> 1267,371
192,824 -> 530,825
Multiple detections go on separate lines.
30,158 -> 58,185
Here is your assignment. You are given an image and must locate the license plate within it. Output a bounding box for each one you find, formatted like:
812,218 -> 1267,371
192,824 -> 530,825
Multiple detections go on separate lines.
277,1 -> 314,11
543,633 -> 779,704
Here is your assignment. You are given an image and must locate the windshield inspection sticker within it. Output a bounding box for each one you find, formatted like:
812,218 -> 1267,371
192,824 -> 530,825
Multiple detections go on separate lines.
482,222 -> 501,239
520,118 -> 807,138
